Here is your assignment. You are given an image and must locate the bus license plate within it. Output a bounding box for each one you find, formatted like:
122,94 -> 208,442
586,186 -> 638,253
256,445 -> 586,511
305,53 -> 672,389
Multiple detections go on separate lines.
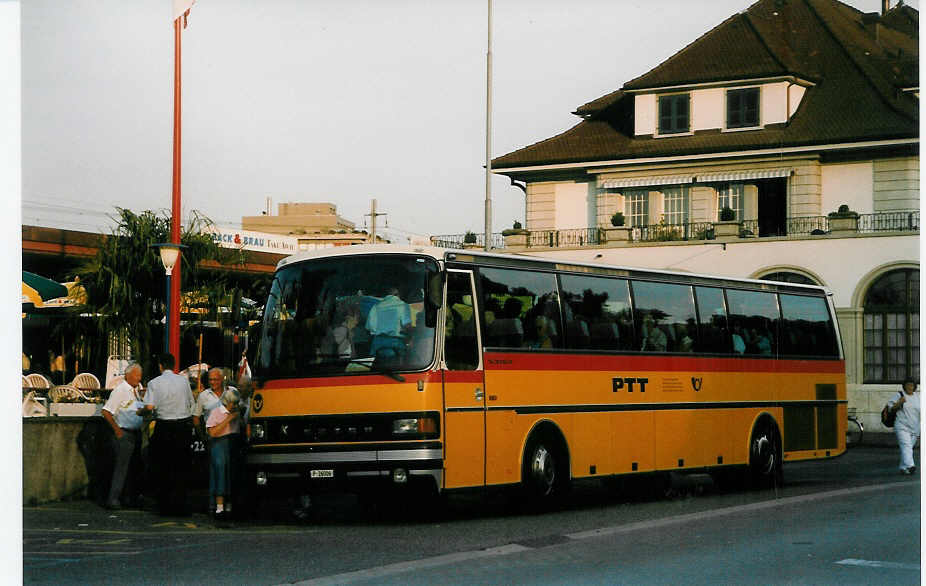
310,469 -> 334,479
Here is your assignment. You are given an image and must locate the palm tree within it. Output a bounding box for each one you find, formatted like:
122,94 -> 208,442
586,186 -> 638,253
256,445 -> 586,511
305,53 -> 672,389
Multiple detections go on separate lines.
65,208 -> 233,377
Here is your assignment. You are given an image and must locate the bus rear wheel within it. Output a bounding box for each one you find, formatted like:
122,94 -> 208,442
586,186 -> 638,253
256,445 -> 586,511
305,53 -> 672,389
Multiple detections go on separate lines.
748,420 -> 782,489
522,433 -> 568,505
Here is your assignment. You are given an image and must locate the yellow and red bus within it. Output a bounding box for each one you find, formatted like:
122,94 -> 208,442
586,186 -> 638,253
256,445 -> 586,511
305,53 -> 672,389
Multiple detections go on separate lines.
246,245 -> 845,504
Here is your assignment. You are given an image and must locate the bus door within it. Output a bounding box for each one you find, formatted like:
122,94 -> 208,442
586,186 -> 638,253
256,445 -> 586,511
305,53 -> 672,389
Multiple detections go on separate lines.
442,269 -> 486,489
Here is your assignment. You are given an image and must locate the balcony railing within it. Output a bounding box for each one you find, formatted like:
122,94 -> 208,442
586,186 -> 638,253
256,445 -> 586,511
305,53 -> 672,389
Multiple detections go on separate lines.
430,211 -> 919,251
528,228 -> 602,247
858,211 -> 919,232
430,232 -> 505,249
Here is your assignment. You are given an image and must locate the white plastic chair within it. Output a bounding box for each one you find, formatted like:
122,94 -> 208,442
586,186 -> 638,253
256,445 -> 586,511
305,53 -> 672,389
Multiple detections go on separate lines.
72,372 -> 101,391
49,384 -> 87,403
25,373 -> 51,389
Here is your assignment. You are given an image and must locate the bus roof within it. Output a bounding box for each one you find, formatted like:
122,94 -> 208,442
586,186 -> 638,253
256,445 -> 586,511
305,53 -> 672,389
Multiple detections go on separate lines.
276,244 -> 833,297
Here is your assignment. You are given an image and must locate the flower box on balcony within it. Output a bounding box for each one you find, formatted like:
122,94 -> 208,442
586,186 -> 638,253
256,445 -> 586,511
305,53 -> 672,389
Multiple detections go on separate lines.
828,205 -> 860,233
604,227 -> 632,242
829,216 -> 859,232
502,231 -> 529,248
712,220 -> 742,237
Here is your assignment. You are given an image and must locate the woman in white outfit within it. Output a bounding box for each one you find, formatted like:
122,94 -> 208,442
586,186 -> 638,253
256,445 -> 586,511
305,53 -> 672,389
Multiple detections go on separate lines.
886,378 -> 920,475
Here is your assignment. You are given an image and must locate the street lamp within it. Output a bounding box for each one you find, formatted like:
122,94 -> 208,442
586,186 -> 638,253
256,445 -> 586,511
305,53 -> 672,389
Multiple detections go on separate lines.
151,243 -> 186,354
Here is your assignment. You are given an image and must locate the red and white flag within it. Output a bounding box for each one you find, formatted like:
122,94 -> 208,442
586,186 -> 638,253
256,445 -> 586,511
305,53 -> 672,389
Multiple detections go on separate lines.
172,0 -> 195,22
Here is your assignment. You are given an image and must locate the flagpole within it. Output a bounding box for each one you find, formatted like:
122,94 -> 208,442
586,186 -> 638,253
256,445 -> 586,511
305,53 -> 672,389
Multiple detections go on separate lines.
484,0 -> 493,252
169,14 -> 183,364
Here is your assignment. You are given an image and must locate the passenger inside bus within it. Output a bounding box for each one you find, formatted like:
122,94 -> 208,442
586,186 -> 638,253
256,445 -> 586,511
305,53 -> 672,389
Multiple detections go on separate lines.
640,314 -> 668,352
486,297 -> 524,347
530,315 -> 557,349
675,322 -> 695,352
731,321 -> 747,354
366,287 -> 412,361
319,305 -> 361,361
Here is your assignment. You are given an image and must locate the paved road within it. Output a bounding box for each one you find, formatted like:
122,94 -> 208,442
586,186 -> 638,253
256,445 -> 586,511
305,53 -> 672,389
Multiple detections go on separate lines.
23,445 -> 920,584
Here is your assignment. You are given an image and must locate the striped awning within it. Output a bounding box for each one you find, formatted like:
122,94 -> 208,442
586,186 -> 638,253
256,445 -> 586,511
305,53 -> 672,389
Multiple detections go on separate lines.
696,168 -> 792,183
600,175 -> 693,189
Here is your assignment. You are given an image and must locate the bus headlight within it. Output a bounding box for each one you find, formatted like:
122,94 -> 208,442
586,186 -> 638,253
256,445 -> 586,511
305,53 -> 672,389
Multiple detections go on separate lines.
392,416 -> 438,436
393,418 -> 419,434
251,423 -> 266,441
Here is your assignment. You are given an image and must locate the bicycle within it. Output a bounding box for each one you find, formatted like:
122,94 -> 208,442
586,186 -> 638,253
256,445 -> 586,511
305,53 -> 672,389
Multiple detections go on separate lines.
846,407 -> 864,448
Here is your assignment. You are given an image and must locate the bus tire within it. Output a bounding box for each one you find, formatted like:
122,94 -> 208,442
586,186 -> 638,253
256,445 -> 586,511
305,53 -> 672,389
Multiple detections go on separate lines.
521,429 -> 569,505
748,418 -> 783,489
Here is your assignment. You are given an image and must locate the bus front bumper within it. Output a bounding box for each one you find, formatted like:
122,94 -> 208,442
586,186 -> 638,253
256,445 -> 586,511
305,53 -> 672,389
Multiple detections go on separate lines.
246,442 -> 443,493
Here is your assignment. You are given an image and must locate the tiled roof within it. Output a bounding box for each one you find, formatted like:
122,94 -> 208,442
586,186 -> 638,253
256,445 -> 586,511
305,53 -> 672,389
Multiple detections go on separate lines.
493,0 -> 918,171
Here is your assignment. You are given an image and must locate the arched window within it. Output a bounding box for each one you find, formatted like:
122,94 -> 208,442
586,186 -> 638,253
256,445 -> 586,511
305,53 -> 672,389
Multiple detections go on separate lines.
760,271 -> 818,286
864,269 -> 919,383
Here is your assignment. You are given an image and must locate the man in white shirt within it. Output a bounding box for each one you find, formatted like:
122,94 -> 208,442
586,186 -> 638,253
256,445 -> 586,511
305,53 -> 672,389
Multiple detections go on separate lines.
143,353 -> 195,516
101,363 -> 145,509
366,287 -> 411,360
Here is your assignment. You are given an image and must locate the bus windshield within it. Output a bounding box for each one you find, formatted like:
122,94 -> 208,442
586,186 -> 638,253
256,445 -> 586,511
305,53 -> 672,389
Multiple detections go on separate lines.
256,254 -> 440,378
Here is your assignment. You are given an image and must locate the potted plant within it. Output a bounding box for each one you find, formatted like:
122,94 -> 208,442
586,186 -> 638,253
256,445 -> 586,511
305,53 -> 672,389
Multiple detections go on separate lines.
604,211 -> 632,242
713,206 -> 741,237
828,204 -> 860,232
462,231 -> 480,249
502,220 -> 529,248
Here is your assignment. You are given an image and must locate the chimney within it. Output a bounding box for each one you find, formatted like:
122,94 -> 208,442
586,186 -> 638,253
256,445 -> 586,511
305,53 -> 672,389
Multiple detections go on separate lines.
883,0 -> 890,15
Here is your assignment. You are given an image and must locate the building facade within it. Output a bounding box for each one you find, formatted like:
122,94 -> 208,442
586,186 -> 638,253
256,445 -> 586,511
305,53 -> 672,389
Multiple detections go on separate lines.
488,0 -> 919,432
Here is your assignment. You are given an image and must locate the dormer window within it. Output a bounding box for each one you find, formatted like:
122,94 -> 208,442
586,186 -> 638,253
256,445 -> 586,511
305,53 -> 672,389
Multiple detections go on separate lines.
658,94 -> 690,134
726,87 -> 760,128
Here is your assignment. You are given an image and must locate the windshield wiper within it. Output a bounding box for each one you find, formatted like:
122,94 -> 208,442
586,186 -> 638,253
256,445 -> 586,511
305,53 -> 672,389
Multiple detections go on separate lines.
369,364 -> 405,382
336,357 -> 405,382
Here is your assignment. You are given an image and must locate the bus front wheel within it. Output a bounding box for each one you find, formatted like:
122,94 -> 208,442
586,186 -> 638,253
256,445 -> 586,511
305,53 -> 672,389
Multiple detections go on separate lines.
748,420 -> 783,489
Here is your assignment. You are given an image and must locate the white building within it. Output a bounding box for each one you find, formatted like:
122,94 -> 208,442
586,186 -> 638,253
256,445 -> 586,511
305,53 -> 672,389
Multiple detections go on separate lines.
488,0 -> 919,433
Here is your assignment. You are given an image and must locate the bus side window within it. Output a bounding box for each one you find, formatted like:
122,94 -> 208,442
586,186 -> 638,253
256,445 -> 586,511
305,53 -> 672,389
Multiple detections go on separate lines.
560,274 -> 632,352
694,286 -> 730,354
631,280 -> 697,353
445,272 -> 479,370
726,289 -> 780,357
779,294 -> 838,358
480,267 -> 560,350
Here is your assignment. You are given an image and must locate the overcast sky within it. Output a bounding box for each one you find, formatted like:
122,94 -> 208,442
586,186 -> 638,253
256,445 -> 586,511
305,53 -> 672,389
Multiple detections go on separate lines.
19,0 -> 918,241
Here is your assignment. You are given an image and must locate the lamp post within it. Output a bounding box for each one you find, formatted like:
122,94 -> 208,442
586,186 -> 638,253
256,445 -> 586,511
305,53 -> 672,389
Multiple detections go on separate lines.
151,243 -> 186,354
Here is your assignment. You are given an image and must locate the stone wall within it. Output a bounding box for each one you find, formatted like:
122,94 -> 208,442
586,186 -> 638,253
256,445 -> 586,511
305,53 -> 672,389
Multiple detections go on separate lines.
23,418 -> 108,505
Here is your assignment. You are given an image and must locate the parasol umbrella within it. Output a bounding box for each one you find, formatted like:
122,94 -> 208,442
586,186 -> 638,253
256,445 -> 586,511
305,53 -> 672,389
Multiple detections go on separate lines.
22,271 -> 68,309
42,280 -> 88,309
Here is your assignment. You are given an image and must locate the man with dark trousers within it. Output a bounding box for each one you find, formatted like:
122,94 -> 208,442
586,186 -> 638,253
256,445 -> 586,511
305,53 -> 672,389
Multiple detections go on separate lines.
143,353 -> 194,516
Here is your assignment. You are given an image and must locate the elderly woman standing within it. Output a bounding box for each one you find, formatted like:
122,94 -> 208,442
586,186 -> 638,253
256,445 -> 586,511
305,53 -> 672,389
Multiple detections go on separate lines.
206,388 -> 241,518
193,368 -> 237,511
886,378 -> 920,475
193,368 -> 235,434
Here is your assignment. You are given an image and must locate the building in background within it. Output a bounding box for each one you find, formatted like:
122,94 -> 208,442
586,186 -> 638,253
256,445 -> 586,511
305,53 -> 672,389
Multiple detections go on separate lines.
242,202 -> 356,235
483,0 -> 918,432
241,201 -> 387,250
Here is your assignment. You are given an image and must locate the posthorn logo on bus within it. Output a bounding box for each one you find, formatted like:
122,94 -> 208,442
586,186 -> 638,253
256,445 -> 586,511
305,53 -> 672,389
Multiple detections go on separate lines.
252,393 -> 264,414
